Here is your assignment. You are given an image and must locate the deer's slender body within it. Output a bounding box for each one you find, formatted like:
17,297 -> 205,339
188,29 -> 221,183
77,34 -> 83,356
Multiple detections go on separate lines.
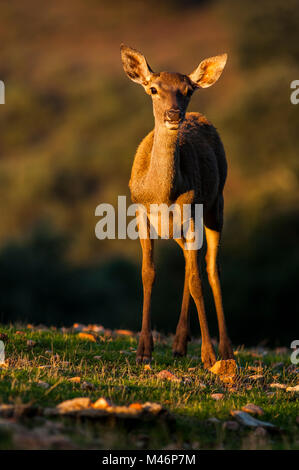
130,112 -> 225,209
121,45 -> 234,368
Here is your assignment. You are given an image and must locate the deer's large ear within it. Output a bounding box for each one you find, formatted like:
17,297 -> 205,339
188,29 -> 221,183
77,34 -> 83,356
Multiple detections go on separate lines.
120,44 -> 154,86
189,54 -> 227,88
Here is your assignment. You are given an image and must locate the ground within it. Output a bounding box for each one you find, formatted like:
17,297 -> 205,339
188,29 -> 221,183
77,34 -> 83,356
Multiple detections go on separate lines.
0,324 -> 298,450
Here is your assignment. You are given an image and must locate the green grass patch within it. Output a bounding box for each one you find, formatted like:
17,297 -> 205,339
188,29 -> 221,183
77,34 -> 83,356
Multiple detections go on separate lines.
0,325 -> 298,449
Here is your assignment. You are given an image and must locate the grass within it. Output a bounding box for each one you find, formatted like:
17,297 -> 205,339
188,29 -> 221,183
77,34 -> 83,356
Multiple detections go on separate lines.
0,324 -> 298,450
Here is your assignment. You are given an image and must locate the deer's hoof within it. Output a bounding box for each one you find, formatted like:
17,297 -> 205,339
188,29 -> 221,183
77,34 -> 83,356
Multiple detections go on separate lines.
136,333 -> 153,364
201,345 -> 217,369
219,340 -> 234,360
136,355 -> 151,365
172,330 -> 189,357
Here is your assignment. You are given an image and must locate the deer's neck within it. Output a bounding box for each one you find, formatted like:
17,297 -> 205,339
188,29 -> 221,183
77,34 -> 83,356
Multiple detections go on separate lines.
146,125 -> 181,203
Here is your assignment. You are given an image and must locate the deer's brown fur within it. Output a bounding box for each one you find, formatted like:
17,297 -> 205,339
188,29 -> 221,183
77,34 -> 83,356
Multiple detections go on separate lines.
121,45 -> 234,368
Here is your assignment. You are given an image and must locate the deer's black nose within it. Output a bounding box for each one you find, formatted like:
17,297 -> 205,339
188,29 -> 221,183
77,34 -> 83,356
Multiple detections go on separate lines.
165,109 -> 181,122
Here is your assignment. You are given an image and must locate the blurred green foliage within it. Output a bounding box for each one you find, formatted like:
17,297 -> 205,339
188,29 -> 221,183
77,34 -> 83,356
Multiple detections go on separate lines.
0,0 -> 298,345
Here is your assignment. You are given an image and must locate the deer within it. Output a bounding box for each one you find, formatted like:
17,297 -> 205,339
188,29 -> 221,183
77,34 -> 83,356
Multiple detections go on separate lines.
120,44 -> 234,369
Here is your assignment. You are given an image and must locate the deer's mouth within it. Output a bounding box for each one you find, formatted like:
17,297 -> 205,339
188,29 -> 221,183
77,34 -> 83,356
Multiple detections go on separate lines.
165,120 -> 181,130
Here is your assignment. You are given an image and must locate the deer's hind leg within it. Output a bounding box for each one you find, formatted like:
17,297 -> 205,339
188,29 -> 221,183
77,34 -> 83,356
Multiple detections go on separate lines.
172,239 -> 191,357
173,223 -> 216,368
204,196 -> 234,360
185,245 -> 216,368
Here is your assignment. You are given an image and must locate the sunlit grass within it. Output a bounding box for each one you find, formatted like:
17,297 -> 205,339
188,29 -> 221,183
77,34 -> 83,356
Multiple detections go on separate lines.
0,324 -> 298,449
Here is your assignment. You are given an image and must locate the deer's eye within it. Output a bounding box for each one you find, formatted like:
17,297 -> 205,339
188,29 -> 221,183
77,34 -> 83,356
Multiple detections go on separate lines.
150,87 -> 158,94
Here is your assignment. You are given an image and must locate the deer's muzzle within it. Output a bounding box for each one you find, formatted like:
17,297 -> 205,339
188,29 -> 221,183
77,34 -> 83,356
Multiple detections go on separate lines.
164,109 -> 183,130
165,109 -> 181,122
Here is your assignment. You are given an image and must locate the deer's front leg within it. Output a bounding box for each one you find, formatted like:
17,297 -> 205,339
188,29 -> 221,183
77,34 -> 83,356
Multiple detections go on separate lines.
136,236 -> 155,364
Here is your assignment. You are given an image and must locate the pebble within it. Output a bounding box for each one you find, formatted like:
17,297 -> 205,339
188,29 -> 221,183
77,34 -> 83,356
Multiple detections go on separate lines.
242,403 -> 264,416
211,393 -> 224,400
157,370 -> 181,383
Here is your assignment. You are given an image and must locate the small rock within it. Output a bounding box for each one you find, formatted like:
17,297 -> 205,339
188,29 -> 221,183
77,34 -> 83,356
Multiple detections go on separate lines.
157,370 -> 181,383
142,402 -> 163,415
230,410 -> 277,430
37,381 -> 50,389
57,397 -> 91,413
211,393 -> 224,401
84,324 -> 105,334
93,398 -> 111,409
269,383 -> 287,390
248,374 -> 264,382
210,359 -> 237,377
242,403 -> 264,416
129,403 -> 143,410
77,332 -> 96,343
81,381 -> 95,391
115,329 -> 134,336
223,420 -> 239,431
286,385 -> 299,393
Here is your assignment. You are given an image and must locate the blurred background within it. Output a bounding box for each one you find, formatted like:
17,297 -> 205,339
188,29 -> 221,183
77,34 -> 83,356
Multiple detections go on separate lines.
0,0 -> 298,346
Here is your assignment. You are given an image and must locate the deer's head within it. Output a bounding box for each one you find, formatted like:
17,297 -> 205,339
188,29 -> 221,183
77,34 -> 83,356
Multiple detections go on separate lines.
120,44 -> 227,131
